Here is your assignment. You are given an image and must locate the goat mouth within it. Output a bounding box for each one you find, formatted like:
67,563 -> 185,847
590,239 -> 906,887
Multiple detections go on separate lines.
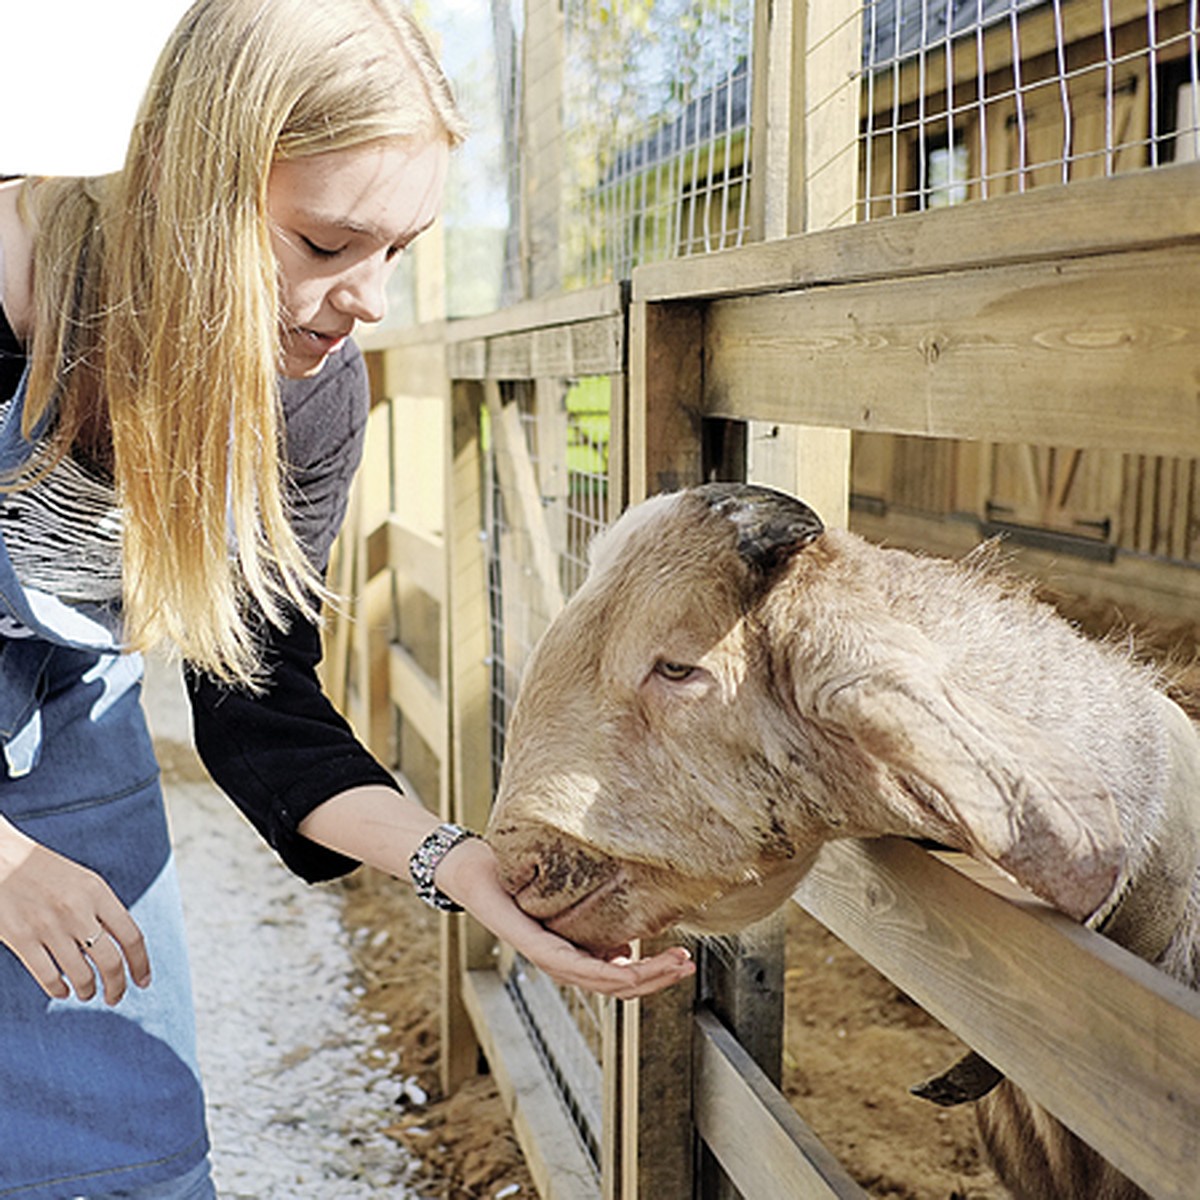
517,869 -> 623,927
517,869 -> 669,955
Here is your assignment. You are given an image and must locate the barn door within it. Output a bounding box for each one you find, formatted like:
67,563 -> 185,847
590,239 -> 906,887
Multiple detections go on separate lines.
984,444 -> 1123,551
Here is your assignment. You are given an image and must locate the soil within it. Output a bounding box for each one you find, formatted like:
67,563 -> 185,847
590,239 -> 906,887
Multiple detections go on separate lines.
334,590 -> 1200,1200
336,868 -> 536,1200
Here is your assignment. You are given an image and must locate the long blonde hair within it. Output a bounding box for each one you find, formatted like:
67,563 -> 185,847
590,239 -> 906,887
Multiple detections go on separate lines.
22,0 -> 465,683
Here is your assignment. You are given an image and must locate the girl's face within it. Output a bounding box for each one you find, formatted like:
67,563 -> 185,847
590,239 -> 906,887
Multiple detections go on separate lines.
267,136 -> 449,378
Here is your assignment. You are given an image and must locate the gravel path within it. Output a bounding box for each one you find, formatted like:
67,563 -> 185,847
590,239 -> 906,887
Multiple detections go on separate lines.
145,659 -> 426,1199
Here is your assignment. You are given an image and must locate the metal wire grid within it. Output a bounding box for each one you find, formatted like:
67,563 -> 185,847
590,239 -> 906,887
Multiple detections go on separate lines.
860,0 -> 1200,219
482,378 -> 613,1168
484,380 -> 611,759
561,0 -> 756,287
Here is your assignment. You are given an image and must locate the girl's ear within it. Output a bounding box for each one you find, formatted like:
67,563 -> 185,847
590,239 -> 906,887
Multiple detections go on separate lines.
816,637 -> 1124,922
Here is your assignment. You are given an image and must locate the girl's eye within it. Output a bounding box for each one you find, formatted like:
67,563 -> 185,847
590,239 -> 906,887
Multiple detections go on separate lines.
654,660 -> 697,682
301,236 -> 342,259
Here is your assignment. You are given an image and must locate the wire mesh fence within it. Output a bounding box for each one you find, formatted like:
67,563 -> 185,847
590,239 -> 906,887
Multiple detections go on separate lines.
560,0 -> 756,287
384,3 -> 1200,324
860,0 -> 1200,219
482,376 -> 613,1170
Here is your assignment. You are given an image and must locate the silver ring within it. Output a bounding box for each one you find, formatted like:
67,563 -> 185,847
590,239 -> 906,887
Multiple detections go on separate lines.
81,929 -> 103,950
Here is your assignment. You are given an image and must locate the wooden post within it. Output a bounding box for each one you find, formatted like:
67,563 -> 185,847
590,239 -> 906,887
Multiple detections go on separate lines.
628,299 -> 706,502
616,293 -> 711,1200
522,0 -> 564,299
746,0 -> 858,529
620,947 -> 699,1200
441,377 -> 493,1091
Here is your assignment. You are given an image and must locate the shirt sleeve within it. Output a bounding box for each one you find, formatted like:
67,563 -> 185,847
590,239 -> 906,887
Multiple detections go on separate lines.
185,611 -> 402,883
185,342 -> 400,882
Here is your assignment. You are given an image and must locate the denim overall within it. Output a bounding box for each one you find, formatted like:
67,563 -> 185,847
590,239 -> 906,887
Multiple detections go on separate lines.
0,370 -> 211,1198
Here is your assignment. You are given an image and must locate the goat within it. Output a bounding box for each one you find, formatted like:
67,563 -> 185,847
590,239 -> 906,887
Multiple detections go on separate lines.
488,482 -> 1200,1199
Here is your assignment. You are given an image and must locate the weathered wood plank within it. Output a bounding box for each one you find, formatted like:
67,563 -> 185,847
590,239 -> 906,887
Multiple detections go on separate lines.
442,379 -> 491,1087
620,938 -> 698,1200
693,1008 -> 867,1200
509,965 -> 604,1150
387,642 -> 445,764
387,518 -> 445,606
804,0 -> 862,232
447,337 -> 488,380
462,969 -> 600,1200
794,838 -> 1200,1199
445,283 -> 625,345
704,244 -> 1200,457
628,300 -> 706,501
524,0 -> 565,298
485,382 -> 566,620
484,316 -> 625,380
446,316 -> 625,381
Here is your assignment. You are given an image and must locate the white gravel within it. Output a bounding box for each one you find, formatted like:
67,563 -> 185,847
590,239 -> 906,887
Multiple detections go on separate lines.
144,658 -> 427,1199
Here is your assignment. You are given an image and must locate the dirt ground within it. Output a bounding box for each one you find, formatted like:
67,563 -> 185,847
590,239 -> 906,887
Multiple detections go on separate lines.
335,590 -> 1200,1200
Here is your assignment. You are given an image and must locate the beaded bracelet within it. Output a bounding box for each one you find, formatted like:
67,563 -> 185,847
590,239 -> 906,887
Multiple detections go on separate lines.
409,822 -> 479,912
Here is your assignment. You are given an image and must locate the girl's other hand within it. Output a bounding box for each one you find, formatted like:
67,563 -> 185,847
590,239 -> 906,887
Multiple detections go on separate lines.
0,819 -> 151,1005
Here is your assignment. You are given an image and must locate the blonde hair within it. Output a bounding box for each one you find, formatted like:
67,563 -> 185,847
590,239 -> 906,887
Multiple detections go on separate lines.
22,0 -> 465,683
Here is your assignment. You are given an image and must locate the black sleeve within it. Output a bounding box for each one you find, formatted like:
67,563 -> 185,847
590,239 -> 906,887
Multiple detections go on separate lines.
185,342 -> 398,882
184,612 -> 402,883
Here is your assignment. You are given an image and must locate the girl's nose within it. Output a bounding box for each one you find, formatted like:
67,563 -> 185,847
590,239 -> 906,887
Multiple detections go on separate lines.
331,259 -> 388,324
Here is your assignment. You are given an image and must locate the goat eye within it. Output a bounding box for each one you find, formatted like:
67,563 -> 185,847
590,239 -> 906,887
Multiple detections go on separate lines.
654,660 -> 696,682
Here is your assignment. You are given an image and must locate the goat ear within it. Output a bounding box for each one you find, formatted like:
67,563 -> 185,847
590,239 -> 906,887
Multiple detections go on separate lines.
819,659 -> 1124,922
697,483 -> 824,576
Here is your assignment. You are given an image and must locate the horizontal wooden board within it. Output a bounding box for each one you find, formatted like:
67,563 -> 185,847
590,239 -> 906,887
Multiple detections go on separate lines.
703,243 -> 1200,457
444,283 -> 624,344
388,642 -> 445,763
794,838 -> 1200,1199
387,518 -> 445,605
448,314 -> 624,381
633,163 -> 1200,302
693,1008 -> 867,1199
509,965 -> 604,1149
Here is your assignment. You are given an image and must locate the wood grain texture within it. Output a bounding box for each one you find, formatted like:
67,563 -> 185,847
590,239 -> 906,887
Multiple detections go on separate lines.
694,1008 -> 868,1199
795,838 -> 1200,1198
703,244 -> 1200,457
633,163 -> 1200,303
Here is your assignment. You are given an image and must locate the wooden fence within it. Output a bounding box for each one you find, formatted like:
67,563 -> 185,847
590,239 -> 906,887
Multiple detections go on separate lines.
323,0 -> 1200,1195
334,156 -> 1200,1200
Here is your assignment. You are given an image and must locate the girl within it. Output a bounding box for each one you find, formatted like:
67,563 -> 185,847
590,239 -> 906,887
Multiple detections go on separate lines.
0,2 -> 693,1195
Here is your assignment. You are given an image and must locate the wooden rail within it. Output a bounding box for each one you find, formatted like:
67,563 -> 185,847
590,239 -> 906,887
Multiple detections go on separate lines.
798,843 -> 1200,1199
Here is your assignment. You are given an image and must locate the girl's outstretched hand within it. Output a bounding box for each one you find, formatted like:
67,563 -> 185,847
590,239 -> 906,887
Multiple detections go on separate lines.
297,789 -> 694,998
0,818 -> 151,1006
434,835 -> 694,1000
